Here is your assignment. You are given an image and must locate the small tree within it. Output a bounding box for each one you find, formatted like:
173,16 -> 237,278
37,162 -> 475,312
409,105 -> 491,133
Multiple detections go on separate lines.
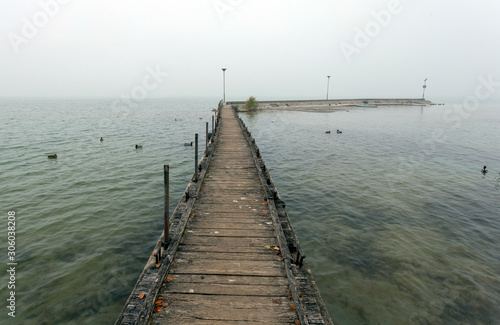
245,96 -> 259,111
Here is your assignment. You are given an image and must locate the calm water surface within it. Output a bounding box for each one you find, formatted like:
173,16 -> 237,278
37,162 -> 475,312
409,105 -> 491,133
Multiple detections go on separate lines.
0,98 -> 499,324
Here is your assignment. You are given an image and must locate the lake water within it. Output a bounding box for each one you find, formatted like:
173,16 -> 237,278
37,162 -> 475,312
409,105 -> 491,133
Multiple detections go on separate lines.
0,98 -> 499,324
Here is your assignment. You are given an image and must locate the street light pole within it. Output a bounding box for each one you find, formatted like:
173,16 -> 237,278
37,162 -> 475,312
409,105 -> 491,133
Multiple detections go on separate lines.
422,78 -> 427,99
326,75 -> 331,100
222,68 -> 227,103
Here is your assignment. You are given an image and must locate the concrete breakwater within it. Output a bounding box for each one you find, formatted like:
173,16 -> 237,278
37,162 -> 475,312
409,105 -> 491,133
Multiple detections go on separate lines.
229,98 -> 435,112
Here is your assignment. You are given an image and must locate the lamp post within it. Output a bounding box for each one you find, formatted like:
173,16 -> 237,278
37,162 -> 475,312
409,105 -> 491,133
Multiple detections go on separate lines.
222,68 -> 227,103
326,75 -> 331,100
422,78 -> 427,99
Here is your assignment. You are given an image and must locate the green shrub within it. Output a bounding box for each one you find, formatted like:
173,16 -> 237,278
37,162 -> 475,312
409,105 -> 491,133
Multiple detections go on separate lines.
245,96 -> 259,111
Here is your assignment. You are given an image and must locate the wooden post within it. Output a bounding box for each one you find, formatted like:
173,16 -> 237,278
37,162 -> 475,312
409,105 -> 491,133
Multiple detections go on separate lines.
194,133 -> 198,180
212,115 -> 214,137
163,164 -> 170,247
205,122 -> 209,155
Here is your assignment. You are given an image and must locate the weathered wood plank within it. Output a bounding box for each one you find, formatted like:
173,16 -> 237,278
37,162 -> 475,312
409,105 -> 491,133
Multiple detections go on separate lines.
165,282 -> 289,296
153,294 -> 296,324
192,206 -> 268,214
175,250 -> 281,262
188,221 -> 273,230
180,235 -> 278,248
189,216 -> 271,224
184,228 -> 275,238
177,245 -> 276,254
166,274 -> 288,286
171,258 -> 286,277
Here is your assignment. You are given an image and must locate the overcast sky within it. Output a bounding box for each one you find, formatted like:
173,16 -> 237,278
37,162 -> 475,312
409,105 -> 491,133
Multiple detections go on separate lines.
1,0 -> 500,101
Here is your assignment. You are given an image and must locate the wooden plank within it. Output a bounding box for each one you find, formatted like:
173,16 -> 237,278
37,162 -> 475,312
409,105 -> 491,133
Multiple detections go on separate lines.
171,258 -> 285,277
156,293 -> 293,309
192,206 -> 268,214
180,235 -> 278,248
184,228 -> 275,238
173,250 -> 281,261
188,221 -> 273,230
189,216 -> 271,224
193,198 -> 265,205
190,213 -> 270,220
177,245 -> 276,254
166,274 -> 288,286
165,282 -> 289,296
153,294 -> 296,324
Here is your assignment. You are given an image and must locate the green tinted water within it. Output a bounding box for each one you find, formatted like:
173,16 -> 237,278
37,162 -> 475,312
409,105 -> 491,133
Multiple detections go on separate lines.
1,99 -> 499,324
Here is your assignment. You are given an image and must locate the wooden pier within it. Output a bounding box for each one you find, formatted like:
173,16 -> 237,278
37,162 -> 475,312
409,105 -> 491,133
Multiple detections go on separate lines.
116,105 -> 332,325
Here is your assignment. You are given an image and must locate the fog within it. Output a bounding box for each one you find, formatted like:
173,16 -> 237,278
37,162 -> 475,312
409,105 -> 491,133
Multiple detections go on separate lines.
1,0 -> 500,101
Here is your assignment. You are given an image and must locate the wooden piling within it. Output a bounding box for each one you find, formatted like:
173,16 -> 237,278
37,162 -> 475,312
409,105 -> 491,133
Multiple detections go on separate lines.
194,133 -> 198,181
205,121 -> 209,155
163,165 -> 169,246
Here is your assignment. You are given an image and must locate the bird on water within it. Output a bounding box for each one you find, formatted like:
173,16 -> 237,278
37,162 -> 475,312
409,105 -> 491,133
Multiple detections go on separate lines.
135,145 -> 143,149
184,142 -> 193,146
481,166 -> 488,173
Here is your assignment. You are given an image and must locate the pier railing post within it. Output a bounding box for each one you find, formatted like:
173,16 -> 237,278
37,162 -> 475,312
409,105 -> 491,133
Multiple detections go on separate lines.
163,164 -> 170,247
212,115 -> 214,138
205,122 -> 209,155
194,133 -> 198,181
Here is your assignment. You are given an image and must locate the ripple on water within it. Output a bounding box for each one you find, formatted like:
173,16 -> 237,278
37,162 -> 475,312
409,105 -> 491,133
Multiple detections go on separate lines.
241,106 -> 500,325
1,100 -> 499,324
